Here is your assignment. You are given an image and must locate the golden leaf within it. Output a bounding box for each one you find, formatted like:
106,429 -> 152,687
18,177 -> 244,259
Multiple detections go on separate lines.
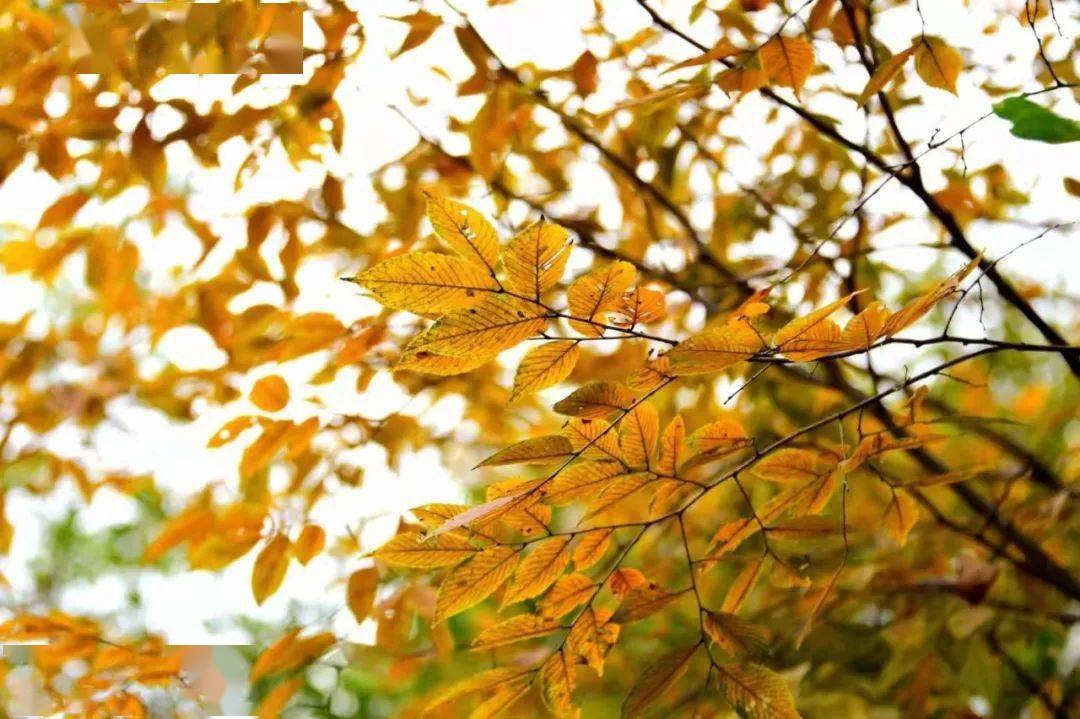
404,294 -> 546,358
346,567 -> 378,622
572,528 -> 613,570
883,257 -> 979,336
839,301 -> 889,350
751,448 -> 834,484
540,573 -> 597,618
502,219 -> 572,298
884,490 -> 920,545
476,434 -> 574,468
684,418 -> 752,469
717,66 -> 769,94
567,607 -> 619,675
257,677 -> 302,719
722,556 -> 765,613
857,45 -> 916,104
396,349 -> 489,376
567,261 -> 636,336
758,36 -> 815,96
774,294 -> 858,361
502,536 -> 572,606
425,194 -> 500,272
471,613 -> 562,649
704,611 -> 768,657
251,375 -> 290,413
714,662 -> 802,719
552,382 -> 635,419
292,524 -> 325,565
668,322 -> 763,375
372,531 -> 478,568
656,415 -> 686,476
564,418 -> 623,462
914,37 -> 962,94
252,534 -> 292,605
433,545 -> 519,624
613,584 -> 682,623
546,461 -> 625,506
421,667 -> 532,717
539,649 -> 579,718
621,645 -> 698,717
250,630 -> 336,683
619,402 -> 659,468
351,252 -> 499,314
665,39 -> 741,73
510,340 -> 580,403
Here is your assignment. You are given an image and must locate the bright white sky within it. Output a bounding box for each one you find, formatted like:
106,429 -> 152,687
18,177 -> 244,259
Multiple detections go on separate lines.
0,0 -> 1077,655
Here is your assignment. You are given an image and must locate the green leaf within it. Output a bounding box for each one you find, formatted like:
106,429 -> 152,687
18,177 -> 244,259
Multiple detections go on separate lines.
992,97 -> 1080,144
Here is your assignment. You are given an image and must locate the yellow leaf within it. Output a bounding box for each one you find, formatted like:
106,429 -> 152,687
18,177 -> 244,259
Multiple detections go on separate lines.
471,613 -> 562,649
714,662 -> 802,719
656,415 -> 686,476
552,382 -> 635,419
717,66 -> 769,94
540,573 -> 597,618
476,434 -> 574,468
807,0 -> 836,32
665,39 -> 741,73
425,194 -> 500,272
774,294 -> 858,361
616,287 -> 667,326
914,37 -> 962,94
546,462 -> 625,506
684,419 -> 752,469
703,611 -> 768,657
619,402 -> 659,468
404,294 -> 546,358
510,341 -> 580,402
502,536 -> 572,606
292,525 -> 325,565
622,645 -> 698,717
567,261 -> 637,336
396,349 -> 489,376
839,301 -> 888,350
539,649 -> 579,718
759,36 -> 815,96
502,218 -> 572,298
372,531 -> 478,568
469,683 -> 531,719
613,584 -> 681,623
252,534 -> 292,605
883,257 -> 979,336
426,483 -> 538,540
857,45 -> 916,104
751,448 -> 834,484
250,375 -> 290,413
564,418 -> 622,462
208,416 -> 255,448
143,502 -> 214,562
567,607 -> 619,675
346,567 -> 378,622
884,490 -> 920,545
351,252 -> 498,314
250,630 -> 336,683
240,420 -> 293,478
421,668 -> 532,718
257,677 -> 302,719
723,556 -> 765,613
668,322 -> 764,375
433,545 -> 519,624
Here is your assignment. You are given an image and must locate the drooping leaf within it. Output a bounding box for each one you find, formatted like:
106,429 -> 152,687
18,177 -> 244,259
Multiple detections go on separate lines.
857,45 -> 916,104
502,536 -> 572,606
758,36 -> 815,96
914,37 -> 962,94
619,402 -> 659,468
404,294 -> 546,358
252,534 -> 292,605
621,645 -> 698,717
668,322 -> 763,375
292,524 -> 325,564
714,662 -> 802,719
346,567 -> 378,622
372,531 -> 478,568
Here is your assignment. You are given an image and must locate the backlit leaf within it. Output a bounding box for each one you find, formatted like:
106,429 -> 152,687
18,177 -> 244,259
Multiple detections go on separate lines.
351,252 -> 498,313
433,545 -> 519,624
510,341 -> 580,402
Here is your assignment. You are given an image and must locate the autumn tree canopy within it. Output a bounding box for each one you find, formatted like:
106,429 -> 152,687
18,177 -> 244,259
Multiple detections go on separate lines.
0,0 -> 1078,717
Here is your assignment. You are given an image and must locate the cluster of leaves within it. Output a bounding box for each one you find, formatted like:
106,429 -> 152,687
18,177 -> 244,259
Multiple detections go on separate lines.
1,0 -> 1079,717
